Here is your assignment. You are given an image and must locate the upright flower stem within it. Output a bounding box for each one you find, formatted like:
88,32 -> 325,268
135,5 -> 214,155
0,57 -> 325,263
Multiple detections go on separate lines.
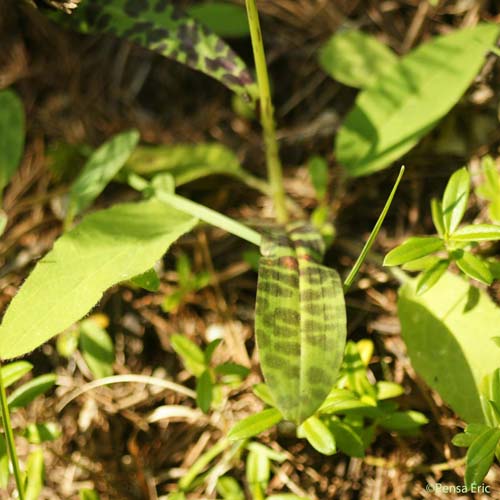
245,0 -> 288,224
0,360 -> 25,500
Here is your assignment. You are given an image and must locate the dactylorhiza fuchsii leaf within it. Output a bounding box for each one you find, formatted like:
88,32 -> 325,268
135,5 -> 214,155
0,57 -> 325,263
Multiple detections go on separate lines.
336,24 -> 500,176
62,0 -> 258,104
255,223 -> 347,424
0,200 -> 197,359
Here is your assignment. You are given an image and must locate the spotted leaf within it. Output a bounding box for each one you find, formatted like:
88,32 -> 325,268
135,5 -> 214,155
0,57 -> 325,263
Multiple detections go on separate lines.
64,0 -> 257,103
255,223 -> 347,424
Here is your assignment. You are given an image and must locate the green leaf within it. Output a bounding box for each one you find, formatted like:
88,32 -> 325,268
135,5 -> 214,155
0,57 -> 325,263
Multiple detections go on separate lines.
187,2 -> 249,38
204,338 -> 222,365
401,254 -> 439,272
464,428 -> 500,489
442,167 -> 470,235
379,410 -> 429,431
0,89 -> 25,195
336,24 -> 500,176
25,448 -> 44,500
130,267 -> 160,292
79,490 -> 101,500
383,237 -> 444,266
452,423 -> 490,448
7,374 -> 57,410
0,361 -> 33,388
196,369 -> 213,413
0,199 -> 197,359
125,143 -> 246,186
171,334 -> 206,377
450,223 -> 500,242
216,476 -> 245,500
307,156 -> 329,200
455,251 -> 493,285
0,435 -> 8,489
215,362 -> 250,379
22,422 -> 62,444
79,319 -> 115,378
431,198 -> 445,237
256,225 -> 347,424
343,341 -> 376,399
318,29 -> 398,89
56,328 -> 80,358
228,408 -> 282,441
416,258 -> 449,295
298,416 -> 336,455
318,388 -> 375,415
67,130 -> 139,221
398,272 -> 500,423
67,2 -> 257,103
246,449 -> 270,496
376,381 -> 404,400
476,156 -> 500,223
329,419 -> 365,457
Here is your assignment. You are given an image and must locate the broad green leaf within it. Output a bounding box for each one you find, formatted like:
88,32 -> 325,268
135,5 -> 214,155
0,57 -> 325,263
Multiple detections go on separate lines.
79,319 -> 115,378
0,89 -> 25,195
318,388 -> 375,415
307,156 -> 328,200
379,410 -> 429,431
22,422 -> 62,444
298,416 -> 336,455
416,258 -> 449,295
450,223 -> 500,242
80,490 -> 101,500
7,374 -> 57,410
170,334 -> 206,377
124,143 -> 245,186
452,423 -> 490,447
0,200 -> 197,359
256,224 -> 346,424
66,130 -> 139,221
431,198 -> 445,237
383,237 -> 444,266
442,167 -> 470,235
196,369 -> 213,413
401,254 -> 439,272
67,2 -> 257,103
187,2 -> 249,38
228,408 -> 282,441
329,419 -> 365,457
0,361 -> 33,388
399,272 -> 500,422
216,476 -> 245,500
455,251 -> 493,285
130,267 -> 160,291
0,435 -> 8,489
246,449 -> 270,496
318,29 -> 398,89
25,448 -> 44,500
465,428 -> 500,489
336,24 -> 500,176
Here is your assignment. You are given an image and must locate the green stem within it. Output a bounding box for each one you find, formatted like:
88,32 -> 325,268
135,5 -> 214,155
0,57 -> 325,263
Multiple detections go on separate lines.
343,166 -> 405,292
245,0 -> 288,224
0,360 -> 25,500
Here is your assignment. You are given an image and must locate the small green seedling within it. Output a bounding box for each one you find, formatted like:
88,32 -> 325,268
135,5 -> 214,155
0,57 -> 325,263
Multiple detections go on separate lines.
163,253 -> 211,313
229,340 -> 427,457
384,167 -> 500,294
452,367 -> 500,489
171,334 -> 249,413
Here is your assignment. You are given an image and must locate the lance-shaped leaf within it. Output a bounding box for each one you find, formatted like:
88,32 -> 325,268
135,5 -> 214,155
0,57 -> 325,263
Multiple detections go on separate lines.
255,224 -> 347,424
0,199 -> 197,359
64,0 -> 257,103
